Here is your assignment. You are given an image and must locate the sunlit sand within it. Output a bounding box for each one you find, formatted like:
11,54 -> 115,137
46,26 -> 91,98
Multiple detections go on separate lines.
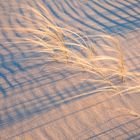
0,1 -> 140,139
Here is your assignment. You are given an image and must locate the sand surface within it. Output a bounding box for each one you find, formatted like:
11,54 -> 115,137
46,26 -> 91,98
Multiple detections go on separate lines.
0,0 -> 140,139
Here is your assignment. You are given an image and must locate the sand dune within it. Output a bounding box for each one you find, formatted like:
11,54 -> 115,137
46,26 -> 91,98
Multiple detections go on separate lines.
0,0 -> 140,139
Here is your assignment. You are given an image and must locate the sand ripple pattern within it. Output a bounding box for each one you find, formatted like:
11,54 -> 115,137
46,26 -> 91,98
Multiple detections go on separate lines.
0,0 -> 140,139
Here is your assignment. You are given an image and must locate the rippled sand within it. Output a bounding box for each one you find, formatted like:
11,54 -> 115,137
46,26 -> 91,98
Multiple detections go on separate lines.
0,1 -> 140,139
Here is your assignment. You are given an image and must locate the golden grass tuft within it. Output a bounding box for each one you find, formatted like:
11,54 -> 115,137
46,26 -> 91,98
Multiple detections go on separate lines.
3,1 -> 140,115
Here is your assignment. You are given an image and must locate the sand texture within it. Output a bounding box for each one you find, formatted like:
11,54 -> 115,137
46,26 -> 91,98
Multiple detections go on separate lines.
0,0 -> 140,140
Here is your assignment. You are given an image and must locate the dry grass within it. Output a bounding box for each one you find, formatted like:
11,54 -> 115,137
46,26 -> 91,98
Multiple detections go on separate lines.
3,1 -> 140,116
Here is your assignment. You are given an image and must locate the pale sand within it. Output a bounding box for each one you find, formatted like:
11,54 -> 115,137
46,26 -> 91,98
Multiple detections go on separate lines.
0,0 -> 140,140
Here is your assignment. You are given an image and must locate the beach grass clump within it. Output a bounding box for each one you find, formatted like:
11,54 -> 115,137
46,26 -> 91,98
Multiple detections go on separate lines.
3,1 -> 140,115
